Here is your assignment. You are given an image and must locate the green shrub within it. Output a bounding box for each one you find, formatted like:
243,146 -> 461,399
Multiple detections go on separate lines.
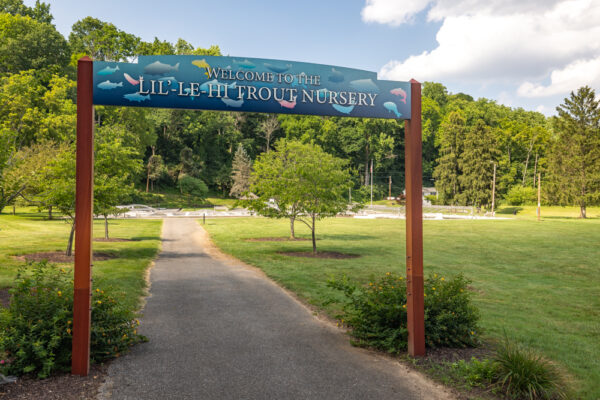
448,357 -> 497,388
0,261 -> 146,378
178,175 -> 209,199
328,273 -> 479,353
493,338 -> 568,399
505,185 -> 537,206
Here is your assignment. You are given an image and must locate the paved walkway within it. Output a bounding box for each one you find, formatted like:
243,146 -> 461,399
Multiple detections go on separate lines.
101,219 -> 450,400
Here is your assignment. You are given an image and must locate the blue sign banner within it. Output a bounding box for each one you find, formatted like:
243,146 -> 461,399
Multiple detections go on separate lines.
93,56 -> 411,119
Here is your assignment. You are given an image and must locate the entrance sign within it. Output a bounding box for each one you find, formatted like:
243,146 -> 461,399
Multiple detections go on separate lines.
93,56 -> 411,119
73,56 -> 424,376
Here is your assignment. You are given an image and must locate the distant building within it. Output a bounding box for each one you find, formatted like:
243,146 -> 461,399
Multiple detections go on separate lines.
401,187 -> 437,205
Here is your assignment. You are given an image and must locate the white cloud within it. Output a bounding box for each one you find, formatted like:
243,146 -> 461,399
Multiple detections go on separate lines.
364,0 -> 600,102
517,56 -> 600,97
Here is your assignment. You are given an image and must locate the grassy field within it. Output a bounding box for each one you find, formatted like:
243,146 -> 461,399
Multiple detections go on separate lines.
0,210 -> 162,310
204,215 -> 600,399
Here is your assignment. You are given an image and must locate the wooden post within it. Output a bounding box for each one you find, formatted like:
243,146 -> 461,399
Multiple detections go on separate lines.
405,79 -> 425,357
537,173 -> 541,221
389,176 -> 392,198
491,163 -> 496,216
72,56 -> 94,376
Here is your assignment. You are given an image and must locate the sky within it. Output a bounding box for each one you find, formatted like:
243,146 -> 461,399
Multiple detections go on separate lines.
24,0 -> 600,116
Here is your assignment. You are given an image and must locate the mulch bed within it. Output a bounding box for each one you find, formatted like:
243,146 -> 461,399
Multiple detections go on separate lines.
0,364 -> 108,400
94,238 -> 134,242
278,251 -> 360,259
415,345 -> 494,365
13,252 -> 116,263
245,237 -> 311,242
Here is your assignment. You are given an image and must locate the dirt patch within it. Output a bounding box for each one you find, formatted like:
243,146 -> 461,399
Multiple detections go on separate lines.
278,251 -> 360,259
416,344 -> 494,365
245,237 -> 311,242
0,363 -> 108,400
0,288 -> 10,308
94,238 -> 134,242
14,252 -> 116,263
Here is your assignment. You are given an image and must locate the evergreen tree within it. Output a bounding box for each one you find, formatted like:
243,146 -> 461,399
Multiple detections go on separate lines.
229,144 -> 252,198
433,111 -> 466,204
545,86 -> 600,218
458,120 -> 500,207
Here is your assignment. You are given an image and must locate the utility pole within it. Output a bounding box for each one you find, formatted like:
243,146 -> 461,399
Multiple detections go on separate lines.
537,173 -> 541,221
389,175 -> 392,198
491,162 -> 496,216
370,159 -> 373,207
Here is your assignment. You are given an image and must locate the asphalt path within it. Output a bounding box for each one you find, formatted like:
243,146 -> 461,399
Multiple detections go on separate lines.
101,218 -> 451,400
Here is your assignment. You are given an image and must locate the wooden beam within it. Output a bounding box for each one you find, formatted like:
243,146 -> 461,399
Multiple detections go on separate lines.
404,79 -> 425,357
72,56 -> 94,376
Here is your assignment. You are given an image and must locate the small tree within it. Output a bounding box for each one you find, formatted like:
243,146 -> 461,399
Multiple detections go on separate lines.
545,86 -> 600,218
229,143 -> 252,198
259,115 -> 279,153
249,140 -> 353,252
178,175 -> 208,204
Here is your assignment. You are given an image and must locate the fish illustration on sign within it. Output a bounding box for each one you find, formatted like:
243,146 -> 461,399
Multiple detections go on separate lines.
200,79 -> 237,92
159,76 -> 179,87
233,59 -> 256,69
278,100 -> 296,109
123,73 -> 139,85
328,68 -> 344,83
390,87 -> 407,104
97,65 -> 119,75
97,80 -> 123,90
383,101 -> 402,118
221,97 -> 244,108
124,93 -> 151,103
332,104 -> 355,114
264,62 -> 291,73
192,59 -> 211,77
143,61 -> 180,75
350,78 -> 379,93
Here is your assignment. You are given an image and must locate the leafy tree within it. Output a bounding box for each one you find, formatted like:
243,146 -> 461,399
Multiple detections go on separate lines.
249,140 -> 353,251
146,152 -> 165,193
0,12 -> 69,74
178,176 -> 208,202
433,111 -> 466,204
458,120 -> 500,207
94,125 -> 143,238
545,86 -> 600,218
230,144 -> 252,198
69,17 -> 140,61
0,0 -> 52,23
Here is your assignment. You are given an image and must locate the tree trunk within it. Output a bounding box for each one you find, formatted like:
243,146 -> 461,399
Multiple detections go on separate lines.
104,215 -> 109,239
48,205 -> 53,220
12,205 -> 15,215
289,216 -> 296,239
311,214 -> 316,253
146,169 -> 150,192
364,146 -> 370,186
581,204 -> 587,219
533,153 -> 538,186
66,221 -> 75,256
522,140 -> 534,185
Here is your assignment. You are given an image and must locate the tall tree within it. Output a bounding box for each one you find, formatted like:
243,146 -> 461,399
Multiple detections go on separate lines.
458,120 -> 500,207
229,144 -> 252,198
69,17 -> 140,61
0,0 -> 52,24
0,12 -> 69,74
258,115 -> 279,153
433,111 -> 466,204
545,86 -> 600,218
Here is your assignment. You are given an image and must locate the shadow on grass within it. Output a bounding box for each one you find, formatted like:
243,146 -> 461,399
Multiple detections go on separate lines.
318,234 -> 377,241
496,207 -> 524,215
543,216 -> 600,220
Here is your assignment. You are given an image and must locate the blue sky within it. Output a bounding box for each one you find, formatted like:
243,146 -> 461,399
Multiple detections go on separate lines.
25,0 -> 600,115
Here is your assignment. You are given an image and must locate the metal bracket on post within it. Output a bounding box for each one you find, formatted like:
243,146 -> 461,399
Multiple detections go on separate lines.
72,56 -> 94,376
405,79 -> 425,357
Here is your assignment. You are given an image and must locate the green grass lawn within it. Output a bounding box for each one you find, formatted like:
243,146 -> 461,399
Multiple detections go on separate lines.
0,211 -> 162,310
204,216 -> 600,399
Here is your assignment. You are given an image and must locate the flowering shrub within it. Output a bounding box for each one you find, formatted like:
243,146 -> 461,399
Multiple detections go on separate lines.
328,272 -> 480,353
0,261 -> 146,378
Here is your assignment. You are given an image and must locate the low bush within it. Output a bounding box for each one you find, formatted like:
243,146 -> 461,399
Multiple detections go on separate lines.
0,261 -> 146,378
493,338 -> 568,399
505,185 -> 537,206
328,272 -> 480,353
178,175 -> 208,199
